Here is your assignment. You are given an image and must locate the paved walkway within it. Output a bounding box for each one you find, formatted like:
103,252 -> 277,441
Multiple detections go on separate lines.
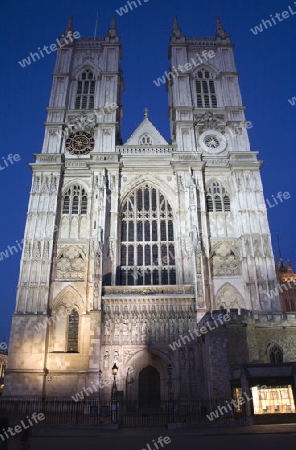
31,423 -> 296,436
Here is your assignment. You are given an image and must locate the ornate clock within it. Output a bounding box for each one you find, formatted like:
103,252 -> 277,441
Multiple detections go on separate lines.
65,131 -> 95,155
198,130 -> 227,154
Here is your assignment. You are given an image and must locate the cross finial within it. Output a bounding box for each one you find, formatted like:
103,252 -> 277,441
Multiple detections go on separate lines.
144,108 -> 149,118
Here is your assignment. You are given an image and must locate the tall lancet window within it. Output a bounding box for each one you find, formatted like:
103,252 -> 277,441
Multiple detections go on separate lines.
75,69 -> 96,110
62,185 -> 88,215
120,185 -> 176,286
67,309 -> 79,352
195,69 -> 217,108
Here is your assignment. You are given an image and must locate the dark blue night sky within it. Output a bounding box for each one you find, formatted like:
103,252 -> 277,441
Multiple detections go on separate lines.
0,0 -> 295,342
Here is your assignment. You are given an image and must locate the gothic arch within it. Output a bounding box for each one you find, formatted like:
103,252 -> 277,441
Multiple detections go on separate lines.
120,176 -> 176,214
266,342 -> 284,364
192,63 -> 220,78
124,348 -> 173,370
62,180 -> 90,195
72,64 -> 102,80
215,282 -> 245,310
122,349 -> 172,403
205,178 -> 231,194
52,285 -> 84,313
49,286 -> 83,353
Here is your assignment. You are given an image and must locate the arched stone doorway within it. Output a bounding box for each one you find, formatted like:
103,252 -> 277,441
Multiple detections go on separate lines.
138,365 -> 160,406
125,351 -> 169,405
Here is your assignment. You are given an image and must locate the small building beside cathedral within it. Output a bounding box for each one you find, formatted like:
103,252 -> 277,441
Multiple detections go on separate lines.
3,16 -> 296,423
276,259 -> 296,312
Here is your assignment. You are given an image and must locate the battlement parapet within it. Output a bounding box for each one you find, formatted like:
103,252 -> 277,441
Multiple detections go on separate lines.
209,309 -> 296,327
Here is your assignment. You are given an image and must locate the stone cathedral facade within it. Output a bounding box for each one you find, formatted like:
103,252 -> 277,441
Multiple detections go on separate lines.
5,17 -> 296,412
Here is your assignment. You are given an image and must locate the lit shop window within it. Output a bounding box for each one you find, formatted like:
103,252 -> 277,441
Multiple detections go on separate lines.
251,385 -> 295,414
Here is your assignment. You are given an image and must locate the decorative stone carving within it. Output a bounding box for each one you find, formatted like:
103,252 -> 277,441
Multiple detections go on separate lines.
253,236 -> 262,257
215,283 -> 245,310
114,318 -> 120,336
211,242 -> 240,276
32,241 -> 42,260
103,351 -> 109,369
104,319 -> 111,336
195,112 -> 226,132
56,246 -> 85,279
114,350 -> 119,364
66,112 -> 97,134
109,239 -> 115,262
177,173 -> 185,191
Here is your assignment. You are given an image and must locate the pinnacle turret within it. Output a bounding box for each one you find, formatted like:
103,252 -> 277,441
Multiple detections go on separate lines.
64,15 -> 74,35
105,16 -> 119,39
172,15 -> 184,37
215,16 -> 227,38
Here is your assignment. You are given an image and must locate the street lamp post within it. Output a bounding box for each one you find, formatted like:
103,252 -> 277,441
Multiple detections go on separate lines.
111,363 -> 118,423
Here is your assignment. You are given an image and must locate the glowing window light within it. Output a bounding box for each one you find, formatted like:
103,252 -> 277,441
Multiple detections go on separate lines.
251,385 -> 296,414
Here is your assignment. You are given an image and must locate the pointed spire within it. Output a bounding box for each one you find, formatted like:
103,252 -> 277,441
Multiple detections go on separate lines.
276,232 -> 283,260
215,15 -> 227,38
171,15 -> 184,38
105,16 -> 119,39
173,15 -> 180,31
110,16 -> 117,30
64,15 -> 74,34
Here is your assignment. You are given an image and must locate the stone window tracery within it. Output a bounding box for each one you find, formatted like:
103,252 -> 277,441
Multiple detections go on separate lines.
62,185 -> 88,215
206,181 -> 230,212
120,184 -> 176,285
67,309 -> 79,352
195,69 -> 217,108
75,69 -> 96,110
268,344 -> 283,364
139,134 -> 153,145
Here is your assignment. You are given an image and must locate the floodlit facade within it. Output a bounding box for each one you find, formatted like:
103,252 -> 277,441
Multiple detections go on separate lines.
4,16 -> 296,420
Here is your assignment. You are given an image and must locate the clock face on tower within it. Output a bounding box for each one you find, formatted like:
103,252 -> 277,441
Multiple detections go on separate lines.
198,130 -> 227,154
65,131 -> 95,155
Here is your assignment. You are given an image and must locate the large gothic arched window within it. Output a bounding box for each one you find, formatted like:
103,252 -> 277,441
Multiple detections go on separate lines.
195,69 -> 217,108
75,69 -> 96,110
120,185 -> 176,286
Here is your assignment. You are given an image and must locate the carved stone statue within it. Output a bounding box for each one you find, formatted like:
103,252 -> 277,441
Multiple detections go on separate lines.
141,320 -> 148,336
103,351 -> 109,369
104,319 -> 110,336
123,319 -> 128,336
114,318 -> 120,336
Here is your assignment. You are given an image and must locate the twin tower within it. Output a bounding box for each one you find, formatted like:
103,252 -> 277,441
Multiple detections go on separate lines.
5,16 -> 281,403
